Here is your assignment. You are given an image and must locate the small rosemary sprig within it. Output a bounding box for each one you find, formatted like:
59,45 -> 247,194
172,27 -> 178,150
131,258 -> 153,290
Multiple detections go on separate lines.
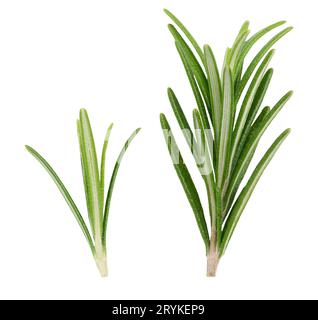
26,109 -> 140,276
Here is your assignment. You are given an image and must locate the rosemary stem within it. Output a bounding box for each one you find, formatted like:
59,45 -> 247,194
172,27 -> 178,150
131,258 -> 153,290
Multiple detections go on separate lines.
94,240 -> 108,277
207,238 -> 219,277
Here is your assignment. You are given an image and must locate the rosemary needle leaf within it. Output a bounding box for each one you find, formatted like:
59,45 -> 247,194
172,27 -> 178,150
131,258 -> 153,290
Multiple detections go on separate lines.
226,91 -> 293,210
160,113 -> 210,251
193,109 -> 206,159
77,119 -> 95,234
176,42 -> 215,161
220,128 -> 291,256
175,42 -> 211,131
102,128 -> 141,245
217,66 -> 233,188
234,20 -> 286,79
168,87 -> 196,154
232,68 -> 274,169
230,49 -> 275,171
168,24 -> 210,107
25,145 -> 95,255
100,123 -> 114,207
223,106 -> 271,218
164,8 -> 205,64
204,44 -> 222,140
79,109 -> 103,241
229,30 -> 250,70
193,109 -> 213,176
235,27 -> 293,102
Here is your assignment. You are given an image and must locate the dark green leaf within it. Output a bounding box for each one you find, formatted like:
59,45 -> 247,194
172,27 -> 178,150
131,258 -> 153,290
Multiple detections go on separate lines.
25,145 -> 95,255
220,128 -> 291,256
160,113 -> 210,251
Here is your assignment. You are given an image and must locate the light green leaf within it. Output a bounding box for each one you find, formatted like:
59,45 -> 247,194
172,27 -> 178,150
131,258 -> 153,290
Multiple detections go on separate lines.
204,45 -> 222,142
175,42 -> 211,131
193,109 -> 213,176
78,109 -> 103,240
160,113 -> 210,251
164,8 -> 205,63
220,128 -> 291,256
233,20 -> 286,79
217,66 -> 234,188
230,50 -> 274,173
226,91 -> 292,213
229,30 -> 250,70
102,128 -> 141,246
100,123 -> 113,207
25,145 -> 95,255
168,88 -> 196,154
176,42 -> 214,161
223,106 -> 271,218
168,25 -> 210,108
77,119 -> 94,233
232,68 -> 273,170
235,27 -> 292,103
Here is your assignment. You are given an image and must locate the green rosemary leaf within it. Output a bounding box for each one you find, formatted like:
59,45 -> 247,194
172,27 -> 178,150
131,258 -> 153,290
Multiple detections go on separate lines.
217,66 -> 234,188
229,30 -> 250,70
230,50 -> 274,173
192,109 -> 213,176
176,42 -> 214,162
219,128 -> 291,256
226,91 -> 293,212
79,109 -> 103,241
223,106 -> 271,218
100,123 -> 113,207
231,21 -> 250,48
204,44 -> 222,142
168,88 -> 196,154
77,119 -> 94,234
233,20 -> 286,79
221,47 -> 232,85
232,68 -> 273,170
102,128 -> 141,246
193,109 -> 205,159
160,113 -> 210,251
175,42 -> 211,131
235,27 -> 292,103
168,24 -> 210,109
25,145 -> 95,255
193,110 -> 218,236
164,8 -> 205,63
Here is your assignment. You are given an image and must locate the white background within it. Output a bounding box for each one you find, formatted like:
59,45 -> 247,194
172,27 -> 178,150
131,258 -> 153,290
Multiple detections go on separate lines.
0,0 -> 315,300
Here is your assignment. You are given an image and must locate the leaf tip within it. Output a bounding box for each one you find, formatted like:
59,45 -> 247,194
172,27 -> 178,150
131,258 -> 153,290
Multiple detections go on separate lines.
287,90 -> 294,98
167,23 -> 174,31
167,87 -> 175,97
160,113 -> 169,130
284,128 -> 291,135
203,44 -> 210,52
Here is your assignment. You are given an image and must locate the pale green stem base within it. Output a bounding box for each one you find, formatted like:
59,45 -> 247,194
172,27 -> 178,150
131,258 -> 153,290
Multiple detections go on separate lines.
95,255 -> 108,277
94,241 -> 108,277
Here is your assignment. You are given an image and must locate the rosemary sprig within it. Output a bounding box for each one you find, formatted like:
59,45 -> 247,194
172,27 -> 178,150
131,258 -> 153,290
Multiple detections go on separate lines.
161,9 -> 292,276
26,109 -> 140,276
